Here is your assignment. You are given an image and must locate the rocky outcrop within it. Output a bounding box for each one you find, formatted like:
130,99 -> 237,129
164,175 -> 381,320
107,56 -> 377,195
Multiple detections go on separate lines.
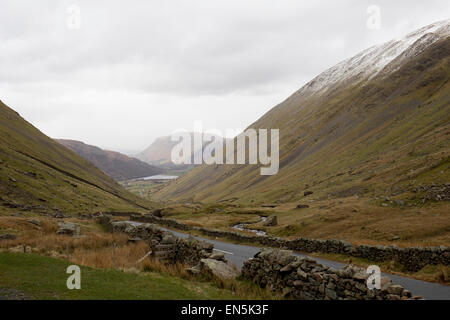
241,249 -> 422,300
56,222 -> 80,236
0,234 -> 16,241
130,214 -> 450,272
411,183 -> 450,202
263,215 -> 278,226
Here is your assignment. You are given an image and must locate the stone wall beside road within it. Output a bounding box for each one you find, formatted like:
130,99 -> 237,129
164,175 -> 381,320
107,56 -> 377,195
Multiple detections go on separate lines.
130,214 -> 450,272
241,249 -> 423,300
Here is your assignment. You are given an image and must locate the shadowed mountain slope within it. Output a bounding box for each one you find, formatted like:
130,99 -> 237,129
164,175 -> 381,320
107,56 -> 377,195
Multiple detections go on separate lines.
0,101 -> 153,214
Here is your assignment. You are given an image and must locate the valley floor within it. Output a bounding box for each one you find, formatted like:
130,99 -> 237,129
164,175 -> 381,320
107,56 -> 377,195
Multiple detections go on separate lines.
0,213 -> 273,300
158,197 -> 450,248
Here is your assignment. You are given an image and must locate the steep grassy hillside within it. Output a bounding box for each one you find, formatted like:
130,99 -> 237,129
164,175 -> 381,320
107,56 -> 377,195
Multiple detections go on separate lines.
56,139 -> 162,181
0,101 -> 153,214
154,26 -> 450,206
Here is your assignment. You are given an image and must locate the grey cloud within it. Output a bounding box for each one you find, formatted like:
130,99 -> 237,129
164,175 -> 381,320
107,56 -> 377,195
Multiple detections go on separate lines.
0,0 -> 449,150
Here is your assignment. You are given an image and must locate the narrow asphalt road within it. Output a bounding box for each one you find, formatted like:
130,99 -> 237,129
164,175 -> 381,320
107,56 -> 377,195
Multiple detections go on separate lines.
164,228 -> 450,300
127,222 -> 450,300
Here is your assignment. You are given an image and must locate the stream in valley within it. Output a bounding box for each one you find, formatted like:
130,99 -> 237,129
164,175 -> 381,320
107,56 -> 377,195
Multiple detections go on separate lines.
231,216 -> 268,236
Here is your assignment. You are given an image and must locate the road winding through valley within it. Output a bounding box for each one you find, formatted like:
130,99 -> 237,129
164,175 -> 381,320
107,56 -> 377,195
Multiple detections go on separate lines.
161,227 -> 450,300
126,221 -> 449,300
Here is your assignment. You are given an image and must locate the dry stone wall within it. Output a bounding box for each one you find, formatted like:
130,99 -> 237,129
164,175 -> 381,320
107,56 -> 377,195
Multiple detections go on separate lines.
130,214 -> 450,271
98,216 -> 214,266
241,249 -> 423,300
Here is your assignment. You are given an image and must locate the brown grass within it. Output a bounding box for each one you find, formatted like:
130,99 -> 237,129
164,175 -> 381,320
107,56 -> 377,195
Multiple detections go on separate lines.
168,197 -> 450,247
140,258 -> 276,299
0,216 -> 139,267
0,216 -> 277,299
71,241 -> 150,269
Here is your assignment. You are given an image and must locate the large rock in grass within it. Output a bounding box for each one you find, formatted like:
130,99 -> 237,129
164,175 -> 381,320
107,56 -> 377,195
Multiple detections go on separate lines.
0,233 -> 16,241
208,251 -> 227,262
200,259 -> 238,280
56,222 -> 80,236
263,215 -> 278,226
110,221 -> 138,234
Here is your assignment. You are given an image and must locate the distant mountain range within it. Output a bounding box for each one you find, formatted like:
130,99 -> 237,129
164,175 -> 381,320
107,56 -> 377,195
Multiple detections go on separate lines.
0,100 -> 153,213
56,139 -> 162,181
153,20 -> 450,204
136,135 -> 183,165
136,132 -> 230,168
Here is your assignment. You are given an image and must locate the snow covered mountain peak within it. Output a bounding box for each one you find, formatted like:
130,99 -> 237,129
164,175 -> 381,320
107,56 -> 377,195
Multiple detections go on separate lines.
297,19 -> 450,97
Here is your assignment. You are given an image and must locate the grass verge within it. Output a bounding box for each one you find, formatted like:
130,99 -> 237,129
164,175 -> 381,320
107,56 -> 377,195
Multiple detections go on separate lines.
0,252 -> 252,300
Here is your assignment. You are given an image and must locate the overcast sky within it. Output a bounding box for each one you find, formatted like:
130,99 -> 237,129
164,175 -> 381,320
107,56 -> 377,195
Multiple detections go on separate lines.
0,0 -> 448,154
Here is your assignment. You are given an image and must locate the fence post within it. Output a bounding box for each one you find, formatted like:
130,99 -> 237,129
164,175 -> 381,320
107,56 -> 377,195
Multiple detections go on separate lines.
113,242 -> 117,268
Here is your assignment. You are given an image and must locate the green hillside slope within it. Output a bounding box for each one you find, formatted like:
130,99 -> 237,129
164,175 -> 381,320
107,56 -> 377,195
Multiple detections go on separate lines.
0,101 -> 153,214
154,34 -> 450,205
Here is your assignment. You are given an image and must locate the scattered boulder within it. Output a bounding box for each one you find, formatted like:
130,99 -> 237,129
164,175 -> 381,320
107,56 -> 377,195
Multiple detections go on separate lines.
380,276 -> 392,291
296,204 -> 310,209
2,201 -> 20,208
152,209 -> 163,217
208,251 -> 227,262
56,222 -> 80,236
200,258 -> 238,280
0,233 -> 16,241
387,284 -> 404,296
199,240 -> 214,252
53,212 -> 68,219
304,191 -> 313,196
0,287 -> 31,300
263,215 -> 278,226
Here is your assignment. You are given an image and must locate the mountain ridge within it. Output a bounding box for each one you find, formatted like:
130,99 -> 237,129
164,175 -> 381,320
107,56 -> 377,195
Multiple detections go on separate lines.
56,139 -> 162,181
152,21 -> 450,205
